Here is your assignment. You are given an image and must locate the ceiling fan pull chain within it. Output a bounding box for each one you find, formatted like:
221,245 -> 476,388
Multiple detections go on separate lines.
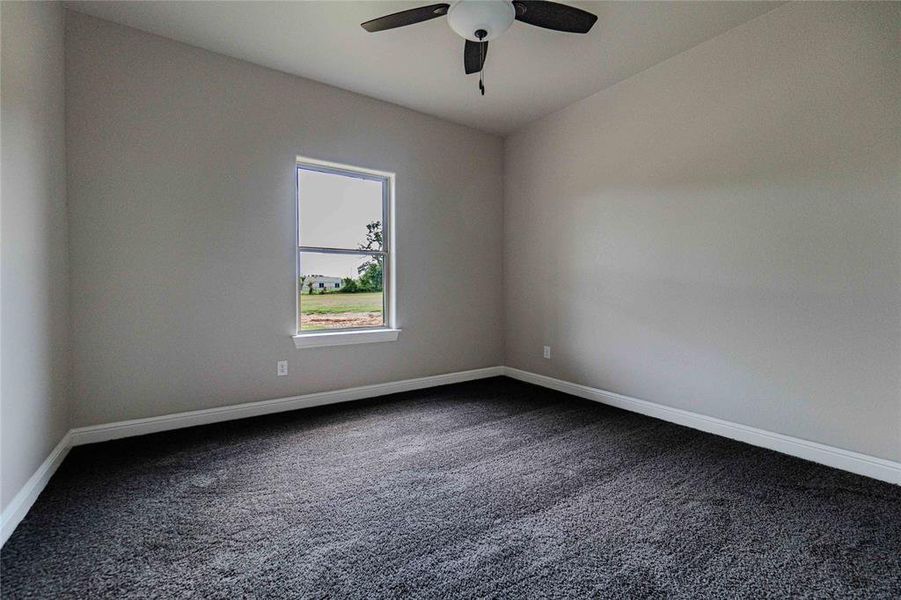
479,42 -> 485,96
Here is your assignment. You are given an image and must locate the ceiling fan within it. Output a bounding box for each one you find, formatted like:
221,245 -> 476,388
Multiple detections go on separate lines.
361,0 -> 598,95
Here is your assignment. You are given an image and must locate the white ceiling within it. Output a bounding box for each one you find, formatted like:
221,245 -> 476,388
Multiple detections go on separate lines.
65,1 -> 780,135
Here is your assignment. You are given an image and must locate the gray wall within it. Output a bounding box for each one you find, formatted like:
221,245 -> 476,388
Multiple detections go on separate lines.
1,2 -> 70,511
503,2 -> 900,460
65,12 -> 504,427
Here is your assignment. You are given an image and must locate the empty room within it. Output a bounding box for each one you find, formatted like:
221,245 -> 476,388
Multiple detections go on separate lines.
1,0 -> 899,597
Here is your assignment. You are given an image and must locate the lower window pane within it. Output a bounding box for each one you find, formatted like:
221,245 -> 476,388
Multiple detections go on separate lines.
299,252 -> 384,331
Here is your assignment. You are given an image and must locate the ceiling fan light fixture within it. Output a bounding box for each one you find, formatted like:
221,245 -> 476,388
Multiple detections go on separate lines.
447,0 -> 515,42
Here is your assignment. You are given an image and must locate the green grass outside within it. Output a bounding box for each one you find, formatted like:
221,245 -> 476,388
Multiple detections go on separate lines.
299,292 -> 383,315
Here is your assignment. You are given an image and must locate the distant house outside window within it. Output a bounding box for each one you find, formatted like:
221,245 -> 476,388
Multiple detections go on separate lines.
296,159 -> 393,336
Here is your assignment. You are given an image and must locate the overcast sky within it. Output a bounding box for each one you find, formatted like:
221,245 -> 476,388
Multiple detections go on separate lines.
298,168 -> 382,279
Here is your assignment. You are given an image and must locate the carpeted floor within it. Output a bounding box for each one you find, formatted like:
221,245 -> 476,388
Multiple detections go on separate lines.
2,377 -> 899,598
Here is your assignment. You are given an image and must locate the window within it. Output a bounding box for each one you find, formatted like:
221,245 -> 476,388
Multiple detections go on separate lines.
294,157 -> 398,348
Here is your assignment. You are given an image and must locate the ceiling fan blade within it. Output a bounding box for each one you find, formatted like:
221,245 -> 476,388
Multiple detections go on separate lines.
512,1 -> 598,34
361,3 -> 450,33
464,39 -> 488,74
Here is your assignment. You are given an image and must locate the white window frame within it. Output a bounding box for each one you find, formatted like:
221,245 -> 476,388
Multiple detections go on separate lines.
293,156 -> 399,349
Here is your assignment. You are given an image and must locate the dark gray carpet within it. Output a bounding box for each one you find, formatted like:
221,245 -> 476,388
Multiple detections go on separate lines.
2,377 -> 899,598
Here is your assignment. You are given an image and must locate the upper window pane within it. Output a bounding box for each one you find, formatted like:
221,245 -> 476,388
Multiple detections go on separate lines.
298,168 -> 383,249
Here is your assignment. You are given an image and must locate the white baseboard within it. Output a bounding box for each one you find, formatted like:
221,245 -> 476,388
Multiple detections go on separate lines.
0,432 -> 72,547
69,366 -> 505,446
4,363 -> 897,548
504,367 -> 900,486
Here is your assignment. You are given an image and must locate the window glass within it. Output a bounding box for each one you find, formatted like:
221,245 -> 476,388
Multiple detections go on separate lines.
296,162 -> 389,334
298,252 -> 385,331
298,169 -> 382,249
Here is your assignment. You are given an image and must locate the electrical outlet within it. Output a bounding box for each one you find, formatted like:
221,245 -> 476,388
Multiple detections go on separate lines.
277,360 -> 288,376
543,346 -> 551,359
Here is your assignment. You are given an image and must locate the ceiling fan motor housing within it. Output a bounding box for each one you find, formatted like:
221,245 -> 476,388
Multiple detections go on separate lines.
447,0 -> 515,42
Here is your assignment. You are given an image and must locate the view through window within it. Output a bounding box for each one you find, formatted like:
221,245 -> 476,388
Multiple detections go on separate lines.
297,162 -> 389,332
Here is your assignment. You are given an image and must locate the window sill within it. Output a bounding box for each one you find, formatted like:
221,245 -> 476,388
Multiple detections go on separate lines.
292,328 -> 401,349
